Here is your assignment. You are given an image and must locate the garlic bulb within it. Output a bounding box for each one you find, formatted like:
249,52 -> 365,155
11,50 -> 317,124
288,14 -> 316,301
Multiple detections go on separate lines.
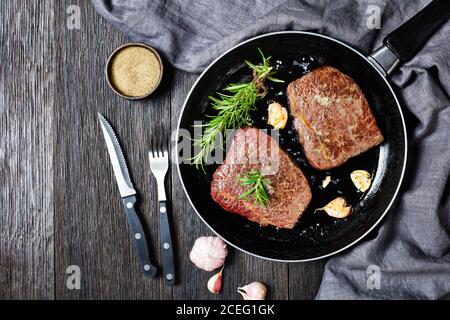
189,236 -> 228,271
207,267 -> 224,294
350,170 -> 372,192
237,282 -> 267,300
315,197 -> 352,219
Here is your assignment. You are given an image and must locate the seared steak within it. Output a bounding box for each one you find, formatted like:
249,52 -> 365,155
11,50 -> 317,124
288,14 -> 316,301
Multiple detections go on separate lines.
287,66 -> 384,170
210,128 -> 312,229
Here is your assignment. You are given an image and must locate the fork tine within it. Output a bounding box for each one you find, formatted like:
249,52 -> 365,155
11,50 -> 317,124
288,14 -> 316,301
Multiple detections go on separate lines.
150,135 -> 170,159
150,137 -> 154,158
152,136 -> 156,158
160,139 -> 165,157
165,139 -> 169,157
157,136 -> 160,158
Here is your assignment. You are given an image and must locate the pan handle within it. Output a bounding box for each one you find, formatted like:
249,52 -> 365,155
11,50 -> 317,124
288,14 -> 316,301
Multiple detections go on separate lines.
369,0 -> 450,76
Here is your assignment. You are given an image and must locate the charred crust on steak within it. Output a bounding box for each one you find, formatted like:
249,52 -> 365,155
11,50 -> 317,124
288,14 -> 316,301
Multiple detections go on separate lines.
210,128 -> 312,229
287,66 -> 384,170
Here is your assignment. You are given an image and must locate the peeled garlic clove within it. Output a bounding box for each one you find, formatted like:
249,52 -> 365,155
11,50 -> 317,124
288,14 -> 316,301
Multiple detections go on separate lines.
321,176 -> 331,189
237,282 -> 267,300
351,170 -> 372,192
267,101 -> 288,129
189,236 -> 228,272
207,267 -> 223,294
315,197 -> 352,219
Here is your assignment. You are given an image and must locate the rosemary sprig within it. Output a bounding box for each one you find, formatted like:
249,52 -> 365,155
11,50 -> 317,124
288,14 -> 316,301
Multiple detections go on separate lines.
192,49 -> 284,170
237,170 -> 271,208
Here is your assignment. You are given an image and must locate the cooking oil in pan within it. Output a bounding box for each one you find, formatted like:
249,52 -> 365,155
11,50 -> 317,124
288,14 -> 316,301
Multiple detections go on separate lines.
251,55 -> 379,240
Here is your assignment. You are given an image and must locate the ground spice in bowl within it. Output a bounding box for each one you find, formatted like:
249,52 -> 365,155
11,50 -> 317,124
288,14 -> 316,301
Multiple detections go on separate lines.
106,43 -> 163,99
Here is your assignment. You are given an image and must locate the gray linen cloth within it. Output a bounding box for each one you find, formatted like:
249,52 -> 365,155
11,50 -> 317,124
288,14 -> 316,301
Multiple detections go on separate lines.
91,0 -> 450,299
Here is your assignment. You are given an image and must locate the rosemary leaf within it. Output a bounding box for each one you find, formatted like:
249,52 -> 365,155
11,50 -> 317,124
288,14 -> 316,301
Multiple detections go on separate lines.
237,170 -> 271,208
191,49 -> 284,170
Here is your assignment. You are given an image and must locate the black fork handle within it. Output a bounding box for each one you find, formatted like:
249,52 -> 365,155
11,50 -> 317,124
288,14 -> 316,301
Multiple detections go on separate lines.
383,0 -> 450,61
159,200 -> 176,285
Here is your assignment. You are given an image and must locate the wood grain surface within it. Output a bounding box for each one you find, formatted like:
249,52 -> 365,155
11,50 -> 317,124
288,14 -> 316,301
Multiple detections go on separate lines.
0,0 -> 325,300
0,1 -> 55,299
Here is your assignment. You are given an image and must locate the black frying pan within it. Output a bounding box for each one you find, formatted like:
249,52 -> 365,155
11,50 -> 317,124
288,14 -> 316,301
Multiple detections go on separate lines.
176,0 -> 450,261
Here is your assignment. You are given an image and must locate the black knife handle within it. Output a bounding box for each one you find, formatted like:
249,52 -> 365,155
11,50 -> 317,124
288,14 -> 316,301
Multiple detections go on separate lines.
122,195 -> 157,278
159,200 -> 176,285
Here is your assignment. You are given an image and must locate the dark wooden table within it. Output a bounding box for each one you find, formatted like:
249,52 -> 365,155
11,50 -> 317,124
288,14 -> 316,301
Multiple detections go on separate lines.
0,1 -> 325,299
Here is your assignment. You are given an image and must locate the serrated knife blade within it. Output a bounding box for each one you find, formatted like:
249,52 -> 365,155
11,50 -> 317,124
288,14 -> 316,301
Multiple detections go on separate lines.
98,113 -> 136,198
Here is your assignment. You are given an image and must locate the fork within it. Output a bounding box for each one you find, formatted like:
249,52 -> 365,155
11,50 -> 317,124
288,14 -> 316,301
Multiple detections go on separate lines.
149,139 -> 175,285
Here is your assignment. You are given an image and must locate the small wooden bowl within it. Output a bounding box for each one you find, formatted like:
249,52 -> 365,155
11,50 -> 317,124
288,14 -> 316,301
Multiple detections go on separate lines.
105,43 -> 163,100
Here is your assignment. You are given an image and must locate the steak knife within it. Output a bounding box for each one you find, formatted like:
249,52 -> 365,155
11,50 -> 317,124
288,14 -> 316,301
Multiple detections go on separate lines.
98,113 -> 157,278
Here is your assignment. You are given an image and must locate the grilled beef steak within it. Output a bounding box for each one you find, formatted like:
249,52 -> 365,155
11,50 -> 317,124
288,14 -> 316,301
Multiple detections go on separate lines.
287,66 -> 384,170
210,128 -> 312,229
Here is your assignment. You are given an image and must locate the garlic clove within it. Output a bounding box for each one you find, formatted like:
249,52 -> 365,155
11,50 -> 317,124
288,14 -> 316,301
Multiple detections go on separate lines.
321,176 -> 331,189
350,170 -> 372,192
267,101 -> 288,129
207,267 -> 224,295
189,236 -> 228,271
315,197 -> 352,219
237,282 -> 267,300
